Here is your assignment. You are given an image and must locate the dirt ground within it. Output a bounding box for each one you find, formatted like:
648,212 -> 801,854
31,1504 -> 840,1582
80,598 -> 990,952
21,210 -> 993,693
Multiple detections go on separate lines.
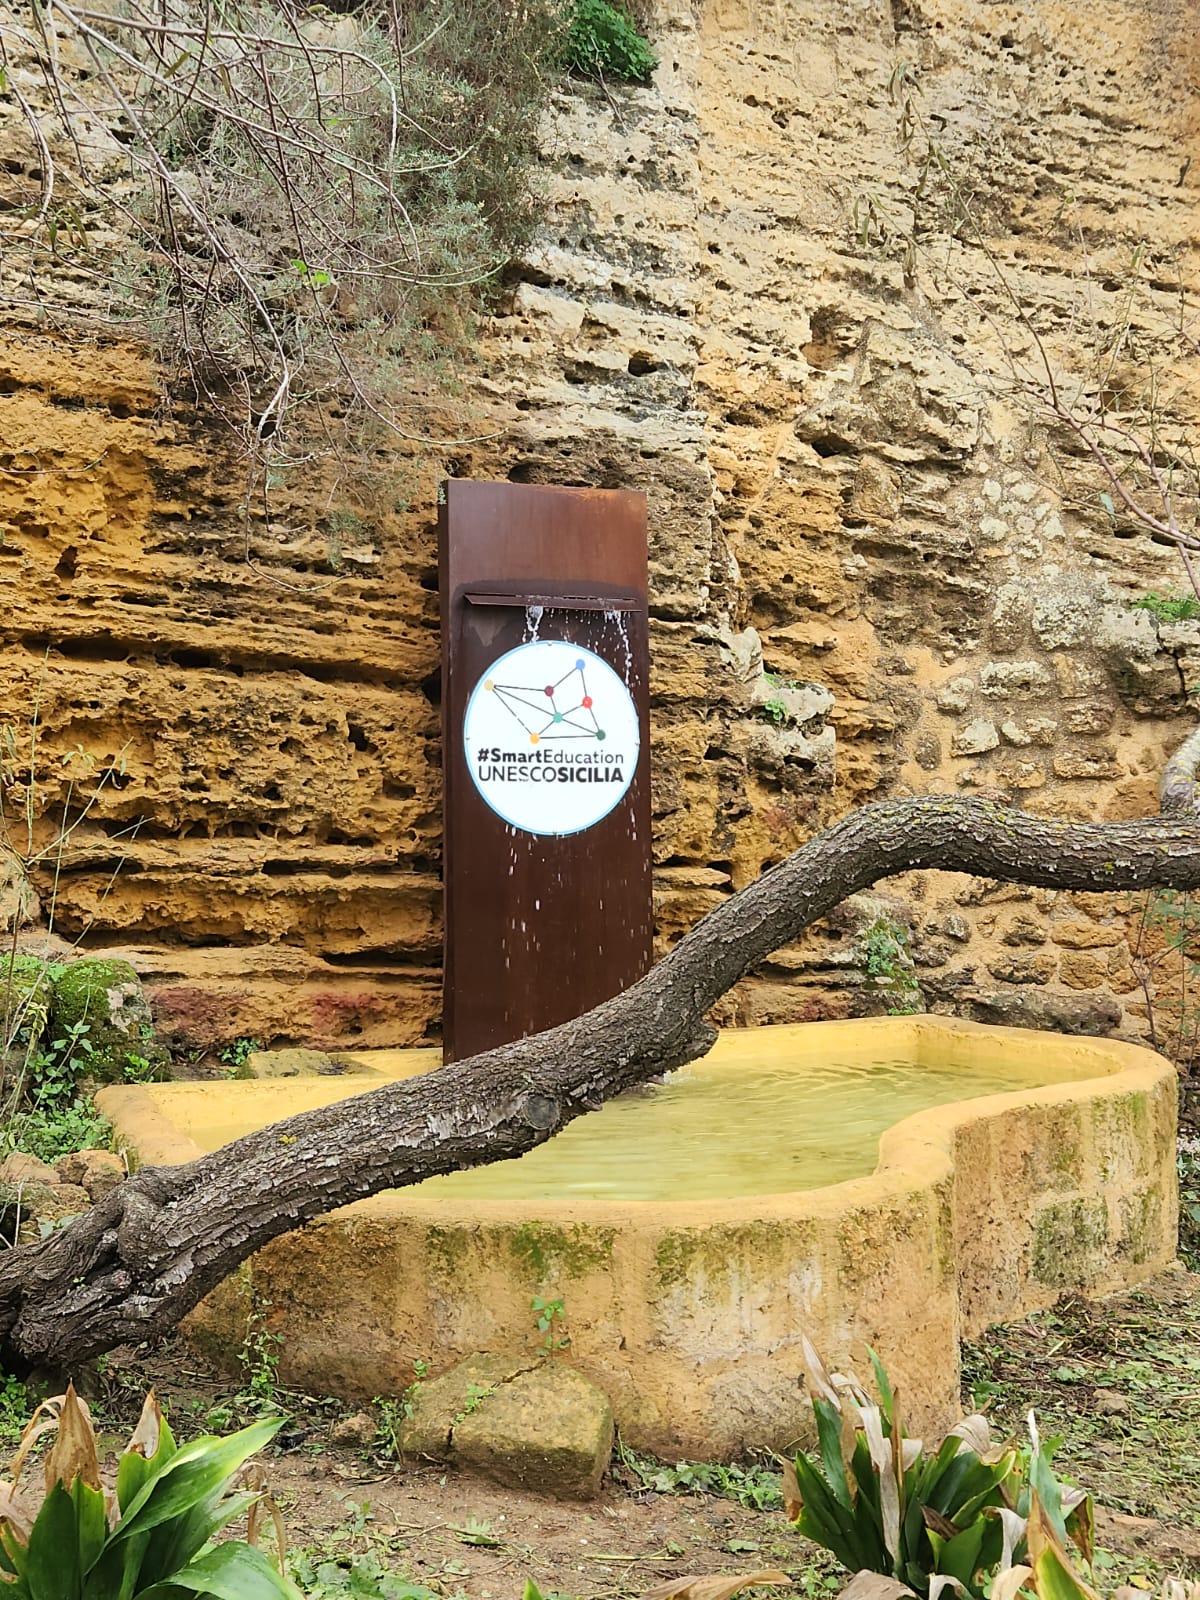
62,1264 -> 1200,1600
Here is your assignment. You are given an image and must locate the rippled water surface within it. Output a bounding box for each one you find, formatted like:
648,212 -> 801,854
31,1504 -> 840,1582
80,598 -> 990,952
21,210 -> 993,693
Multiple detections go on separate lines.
409,1046 -> 1105,1203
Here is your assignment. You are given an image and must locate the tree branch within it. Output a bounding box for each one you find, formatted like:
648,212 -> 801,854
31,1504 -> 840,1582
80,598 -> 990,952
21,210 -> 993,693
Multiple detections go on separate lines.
3,792 -> 1200,1368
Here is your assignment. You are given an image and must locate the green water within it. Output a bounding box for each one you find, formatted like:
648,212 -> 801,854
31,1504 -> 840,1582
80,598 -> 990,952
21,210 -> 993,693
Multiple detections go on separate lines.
410,1049 -> 1103,1203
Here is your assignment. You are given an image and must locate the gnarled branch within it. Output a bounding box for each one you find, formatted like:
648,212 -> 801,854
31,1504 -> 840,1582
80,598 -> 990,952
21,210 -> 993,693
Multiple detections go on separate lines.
2,790 -> 1199,1369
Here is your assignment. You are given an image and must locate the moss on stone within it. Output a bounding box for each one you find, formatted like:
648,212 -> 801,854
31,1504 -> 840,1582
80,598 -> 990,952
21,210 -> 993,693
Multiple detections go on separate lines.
0,953 -> 57,1051
509,1222 -> 614,1282
1117,1189 -> 1162,1265
655,1221 -> 809,1292
50,957 -> 171,1084
425,1224 -> 478,1281
1031,1197 -> 1109,1288
654,1230 -> 699,1289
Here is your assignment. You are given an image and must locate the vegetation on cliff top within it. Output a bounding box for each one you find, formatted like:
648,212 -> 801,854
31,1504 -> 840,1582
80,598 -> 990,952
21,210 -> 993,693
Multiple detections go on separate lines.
0,0 -> 656,493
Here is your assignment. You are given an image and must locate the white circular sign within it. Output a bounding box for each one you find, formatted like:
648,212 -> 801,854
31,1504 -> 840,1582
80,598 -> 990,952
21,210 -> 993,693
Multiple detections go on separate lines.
464,640 -> 640,836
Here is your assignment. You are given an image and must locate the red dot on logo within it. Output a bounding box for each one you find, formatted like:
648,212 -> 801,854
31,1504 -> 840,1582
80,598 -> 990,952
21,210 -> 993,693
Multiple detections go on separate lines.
582,696 -> 593,708
544,685 -> 555,697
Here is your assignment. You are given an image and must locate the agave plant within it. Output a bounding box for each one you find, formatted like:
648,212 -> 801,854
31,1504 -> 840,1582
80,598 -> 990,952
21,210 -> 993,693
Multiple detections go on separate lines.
0,1383 -> 302,1598
785,1340 -> 1093,1600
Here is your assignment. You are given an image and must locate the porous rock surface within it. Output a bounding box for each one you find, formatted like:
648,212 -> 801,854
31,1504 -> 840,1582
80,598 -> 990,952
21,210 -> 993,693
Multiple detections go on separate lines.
1,0 -> 1198,1047
398,1353 -> 614,1499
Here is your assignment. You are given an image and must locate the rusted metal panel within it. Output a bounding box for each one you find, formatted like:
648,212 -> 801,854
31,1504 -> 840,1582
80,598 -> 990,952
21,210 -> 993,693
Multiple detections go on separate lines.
440,480 -> 652,1062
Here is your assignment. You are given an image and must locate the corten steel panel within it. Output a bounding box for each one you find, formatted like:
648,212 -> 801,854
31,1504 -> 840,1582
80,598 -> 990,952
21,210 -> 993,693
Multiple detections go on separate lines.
440,480 -> 652,1062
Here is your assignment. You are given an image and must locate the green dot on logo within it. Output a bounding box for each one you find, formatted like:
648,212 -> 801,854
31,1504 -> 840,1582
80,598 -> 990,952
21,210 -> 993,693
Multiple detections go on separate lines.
595,729 -> 606,740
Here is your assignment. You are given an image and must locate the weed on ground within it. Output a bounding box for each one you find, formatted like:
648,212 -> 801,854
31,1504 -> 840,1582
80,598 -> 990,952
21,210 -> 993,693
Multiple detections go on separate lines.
962,1267 -> 1200,1582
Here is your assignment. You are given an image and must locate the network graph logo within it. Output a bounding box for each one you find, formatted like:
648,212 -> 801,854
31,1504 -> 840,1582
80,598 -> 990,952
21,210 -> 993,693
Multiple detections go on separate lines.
484,655 -> 607,746
463,640 -> 639,837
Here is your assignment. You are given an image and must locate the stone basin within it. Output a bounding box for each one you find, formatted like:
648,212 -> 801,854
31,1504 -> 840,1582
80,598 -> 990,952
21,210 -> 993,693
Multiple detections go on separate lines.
98,1016 -> 1177,1457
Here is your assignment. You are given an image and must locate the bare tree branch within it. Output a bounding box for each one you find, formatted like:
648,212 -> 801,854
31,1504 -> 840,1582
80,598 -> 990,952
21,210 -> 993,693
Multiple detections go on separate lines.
3,789 -> 1200,1370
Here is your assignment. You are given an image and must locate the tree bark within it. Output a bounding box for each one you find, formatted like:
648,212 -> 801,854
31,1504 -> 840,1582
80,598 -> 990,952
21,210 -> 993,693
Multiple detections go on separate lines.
3,793 -> 1200,1370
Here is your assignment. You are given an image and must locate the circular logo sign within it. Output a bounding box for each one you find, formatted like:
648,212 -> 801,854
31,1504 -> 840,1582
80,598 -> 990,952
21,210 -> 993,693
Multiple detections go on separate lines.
464,640 -> 640,836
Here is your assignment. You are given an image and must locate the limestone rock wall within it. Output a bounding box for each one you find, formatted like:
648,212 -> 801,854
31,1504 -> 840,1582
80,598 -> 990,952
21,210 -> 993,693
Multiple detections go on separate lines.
1,0 -> 1199,1051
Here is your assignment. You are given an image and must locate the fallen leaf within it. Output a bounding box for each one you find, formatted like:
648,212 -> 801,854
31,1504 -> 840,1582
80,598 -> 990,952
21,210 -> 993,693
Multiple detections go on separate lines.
838,1572 -> 918,1600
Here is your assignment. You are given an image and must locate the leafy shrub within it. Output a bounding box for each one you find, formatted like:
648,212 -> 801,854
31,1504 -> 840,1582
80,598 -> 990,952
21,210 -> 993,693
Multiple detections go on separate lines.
566,0 -> 658,81
857,916 -> 922,1016
3,1102 -> 112,1166
5,0 -> 572,482
0,1384 -> 300,1597
786,1340 -> 1092,1599
1131,592 -> 1200,623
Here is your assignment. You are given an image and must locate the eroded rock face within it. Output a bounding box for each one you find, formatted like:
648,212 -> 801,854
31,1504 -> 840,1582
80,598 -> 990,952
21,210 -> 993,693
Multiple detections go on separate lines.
1,0 -> 1198,1047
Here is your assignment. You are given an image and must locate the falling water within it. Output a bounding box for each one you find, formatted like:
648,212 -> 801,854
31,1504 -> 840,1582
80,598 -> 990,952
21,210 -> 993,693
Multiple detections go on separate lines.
524,603 -> 544,642
603,608 -> 633,683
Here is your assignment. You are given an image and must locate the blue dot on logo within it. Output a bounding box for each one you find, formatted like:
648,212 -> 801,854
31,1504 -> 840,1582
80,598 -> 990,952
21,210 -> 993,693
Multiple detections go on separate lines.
575,658 -> 585,670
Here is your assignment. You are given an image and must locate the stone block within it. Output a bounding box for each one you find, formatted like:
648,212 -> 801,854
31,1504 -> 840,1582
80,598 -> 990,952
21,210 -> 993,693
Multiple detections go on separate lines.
952,718 -> 999,756
989,582 -> 1031,653
1001,915 -> 1047,947
1052,748 -> 1122,781
987,952 -> 1056,986
962,989 -> 1121,1035
243,1048 -> 341,1079
398,1353 -> 526,1461
1050,922 -> 1124,949
0,1152 -> 57,1186
1031,580 -> 1101,650
1063,701 -> 1115,735
979,661 -> 1054,699
0,1179 -> 90,1223
55,1148 -> 126,1200
453,1363 -> 614,1499
1058,951 -> 1108,991
993,759 -> 1045,790
935,677 -> 975,715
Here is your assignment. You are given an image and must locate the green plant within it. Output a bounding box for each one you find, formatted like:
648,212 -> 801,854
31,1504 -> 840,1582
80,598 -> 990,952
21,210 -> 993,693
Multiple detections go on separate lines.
759,672 -> 800,727
531,1295 -> 570,1355
288,1548 -> 436,1599
617,1443 -> 784,1510
238,1298 -> 284,1413
450,1516 -> 502,1548
289,1498 -> 436,1598
373,1358 -> 430,1457
1131,592 -> 1200,623
4,0 -> 572,499
0,1375 -> 29,1446
219,1037 -> 263,1075
452,1383 -> 495,1422
0,1383 -> 301,1597
2,1102 -> 112,1167
857,916 -> 923,1016
787,1342 -> 1092,1599
565,0 -> 657,82
372,1400 -> 407,1459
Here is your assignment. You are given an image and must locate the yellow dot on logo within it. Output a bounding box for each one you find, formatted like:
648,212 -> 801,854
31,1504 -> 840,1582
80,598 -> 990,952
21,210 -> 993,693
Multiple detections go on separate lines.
530,733 -> 540,745
484,679 -> 494,691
